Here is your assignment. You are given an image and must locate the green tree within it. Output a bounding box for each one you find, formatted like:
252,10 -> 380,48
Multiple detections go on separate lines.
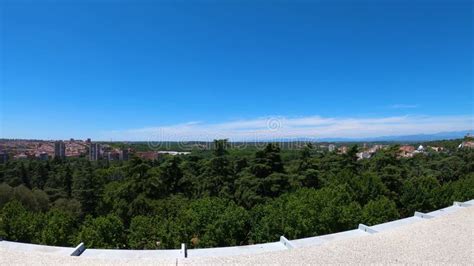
213,139 -> 229,157
262,173 -> 290,197
32,188 -> 49,212
19,162 -> 31,189
250,186 -> 361,243
12,185 -> 41,211
76,214 -> 125,248
0,183 -> 14,209
400,175 -> 440,216
128,216 -> 161,249
234,172 -> 264,208
63,165 -> 73,198
179,198 -> 249,248
361,197 -> 399,226
379,165 -> 405,199
301,169 -> 319,189
41,209 -> 77,246
433,173 -> 474,208
254,144 -> 284,176
52,198 -> 83,219
32,162 -> 49,190
0,201 -> 42,242
72,164 -> 102,215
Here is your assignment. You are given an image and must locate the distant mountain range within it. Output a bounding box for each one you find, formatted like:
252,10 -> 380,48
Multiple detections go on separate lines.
2,130 -> 472,144
274,130 -> 473,143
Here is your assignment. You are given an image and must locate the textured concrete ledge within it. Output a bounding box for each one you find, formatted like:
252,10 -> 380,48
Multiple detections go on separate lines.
80,248 -> 181,259
183,204 -> 474,265
0,241 -> 75,256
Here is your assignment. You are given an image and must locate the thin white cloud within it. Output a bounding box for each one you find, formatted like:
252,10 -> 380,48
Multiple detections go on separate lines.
100,115 -> 473,141
389,104 -> 419,109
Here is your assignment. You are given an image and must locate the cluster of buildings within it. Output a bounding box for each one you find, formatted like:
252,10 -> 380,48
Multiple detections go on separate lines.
325,142 -> 454,160
1,134 -> 473,164
458,134 -> 474,149
324,143 -> 387,160
356,144 -> 386,160
458,141 -> 474,149
0,139 -> 192,163
0,139 -> 88,161
88,143 -> 130,161
53,141 -> 130,161
0,139 -> 130,163
398,145 -> 431,158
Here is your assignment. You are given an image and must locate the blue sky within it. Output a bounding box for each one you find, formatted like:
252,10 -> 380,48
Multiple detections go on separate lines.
1,0 -> 472,141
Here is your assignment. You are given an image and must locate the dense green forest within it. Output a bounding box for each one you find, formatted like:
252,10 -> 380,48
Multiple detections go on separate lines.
0,140 -> 473,249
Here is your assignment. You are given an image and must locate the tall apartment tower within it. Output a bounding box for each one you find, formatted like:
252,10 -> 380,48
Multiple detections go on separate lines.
0,151 -> 8,164
120,149 -> 129,161
89,143 -> 100,161
54,141 -> 66,159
